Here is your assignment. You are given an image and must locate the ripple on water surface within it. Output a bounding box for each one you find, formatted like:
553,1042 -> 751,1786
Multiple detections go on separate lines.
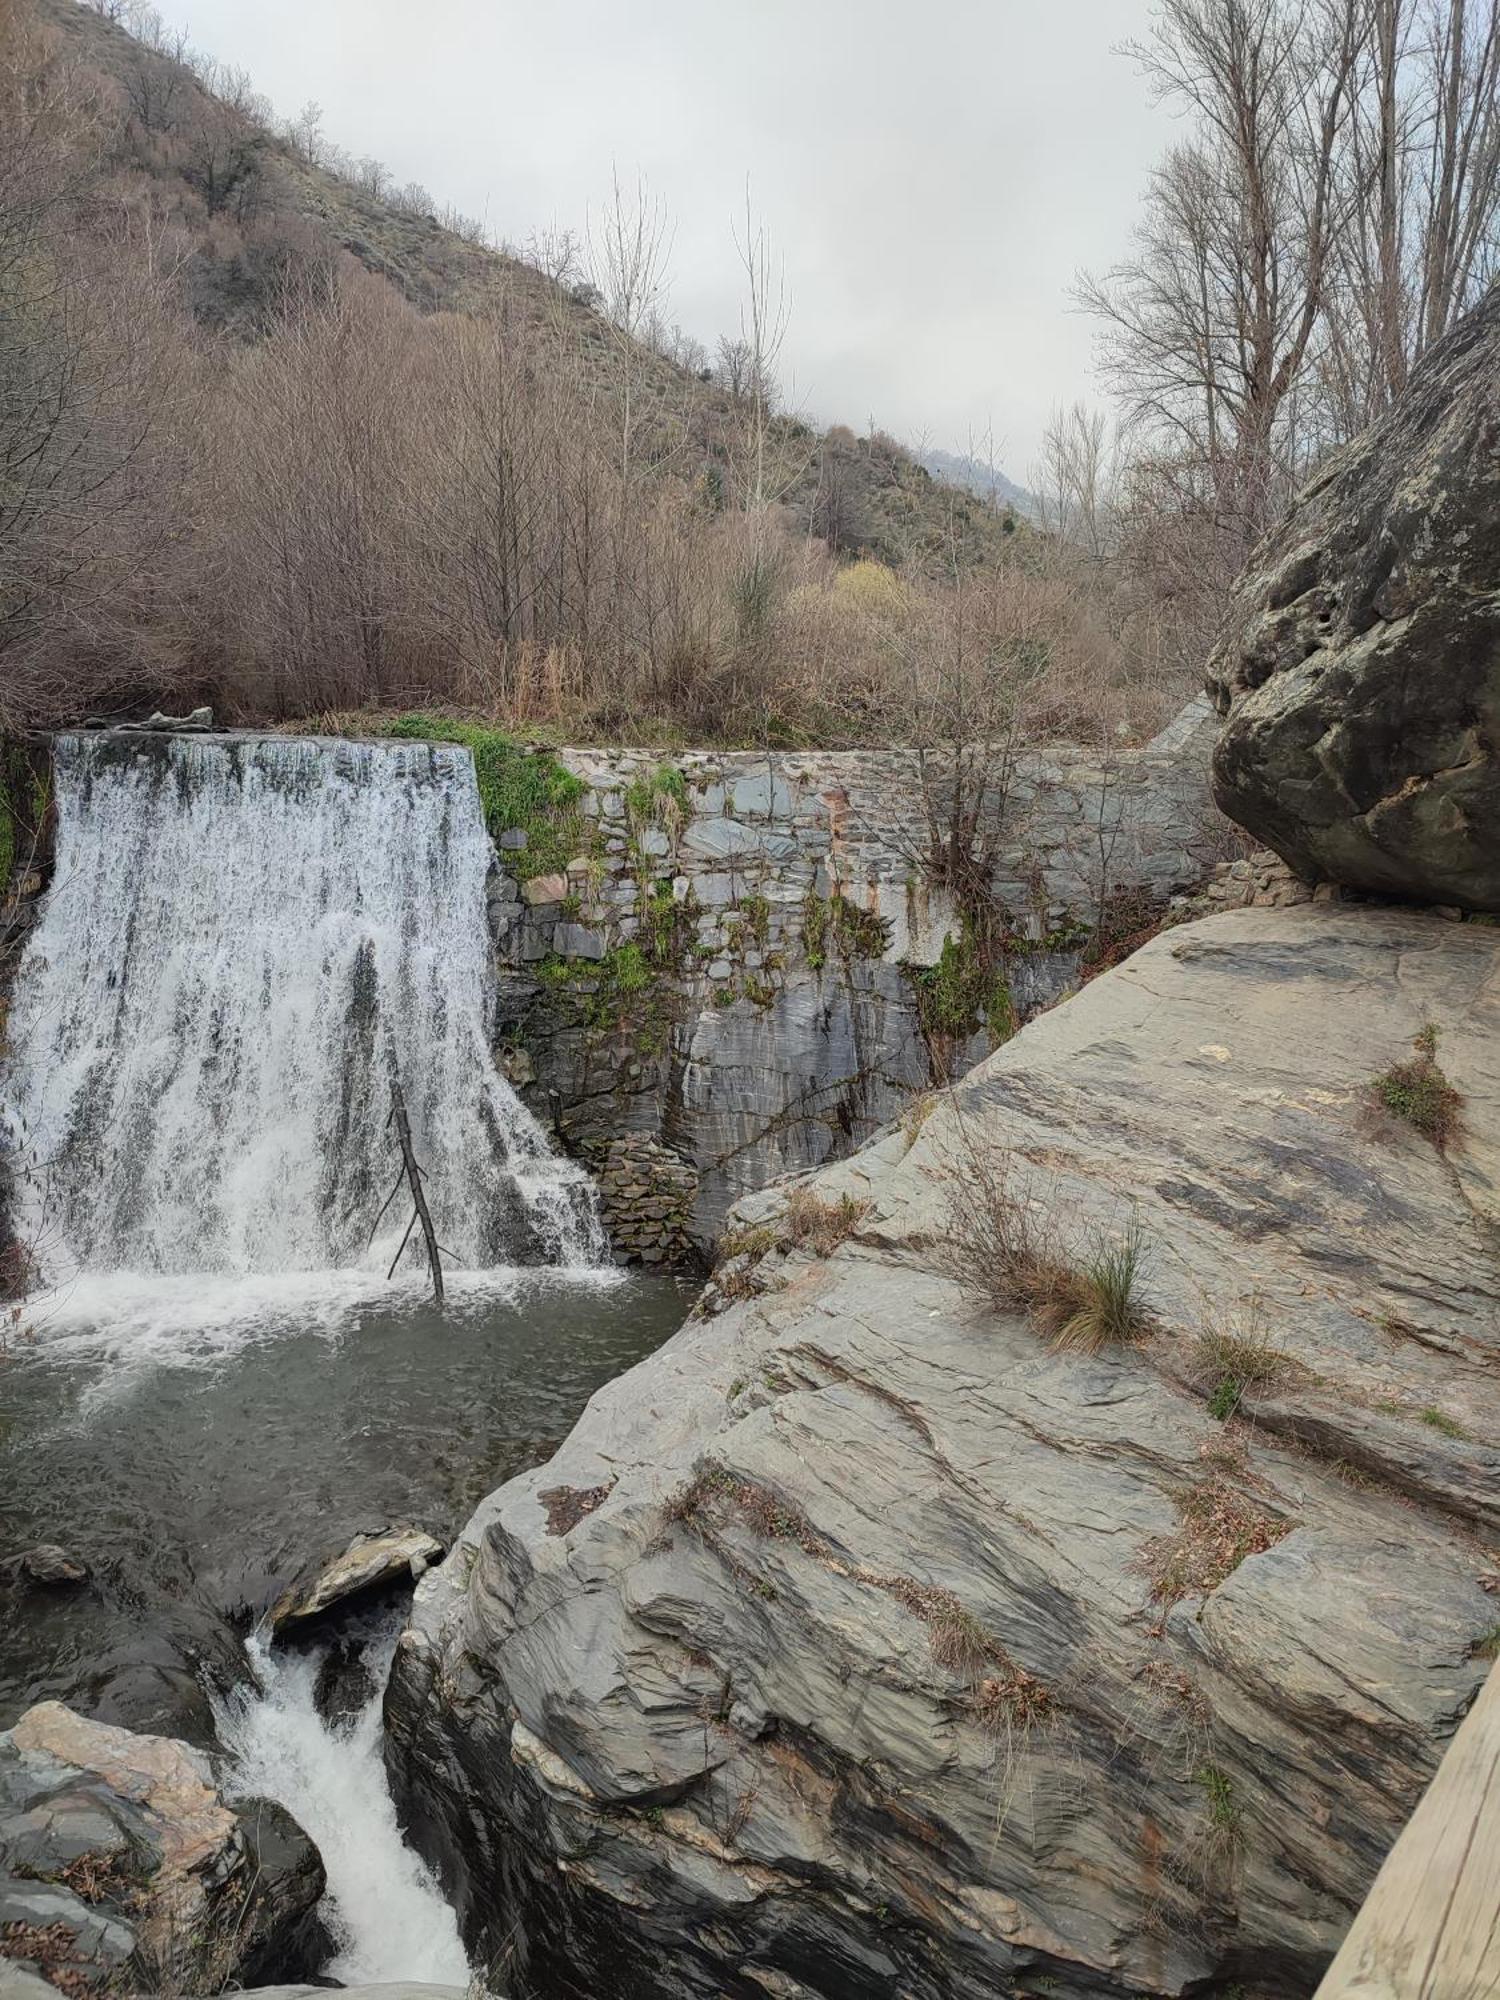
0,1266 -> 693,1724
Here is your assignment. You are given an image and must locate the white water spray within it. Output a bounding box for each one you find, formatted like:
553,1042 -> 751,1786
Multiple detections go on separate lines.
216,1632 -> 470,1987
4,732 -> 605,1286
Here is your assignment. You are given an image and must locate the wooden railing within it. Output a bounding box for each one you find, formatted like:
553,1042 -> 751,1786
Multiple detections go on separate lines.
1315,1663 -> 1500,1996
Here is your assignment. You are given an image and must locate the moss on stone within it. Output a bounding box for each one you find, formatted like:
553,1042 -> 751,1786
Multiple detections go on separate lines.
383,714 -> 591,878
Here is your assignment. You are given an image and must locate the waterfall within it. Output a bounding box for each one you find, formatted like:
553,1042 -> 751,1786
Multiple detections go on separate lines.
3,731 -> 605,1284
214,1629 -> 471,1989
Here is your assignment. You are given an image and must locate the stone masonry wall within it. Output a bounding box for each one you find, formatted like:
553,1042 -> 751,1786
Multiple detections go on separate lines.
488,702 -> 1221,1263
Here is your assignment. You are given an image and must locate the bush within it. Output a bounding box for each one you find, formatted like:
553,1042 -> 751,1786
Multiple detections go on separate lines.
1372,1025 -> 1462,1149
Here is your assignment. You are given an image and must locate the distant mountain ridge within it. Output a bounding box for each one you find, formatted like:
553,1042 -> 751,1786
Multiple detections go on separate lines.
916,446 -> 1036,518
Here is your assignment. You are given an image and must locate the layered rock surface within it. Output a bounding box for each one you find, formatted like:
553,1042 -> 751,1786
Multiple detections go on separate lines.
0,1702 -> 323,1993
1208,284 -> 1500,907
388,902 -> 1500,1999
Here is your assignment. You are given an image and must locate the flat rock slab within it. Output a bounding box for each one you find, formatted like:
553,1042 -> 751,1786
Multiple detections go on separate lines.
388,905 -> 1500,2000
270,1527 -> 444,1633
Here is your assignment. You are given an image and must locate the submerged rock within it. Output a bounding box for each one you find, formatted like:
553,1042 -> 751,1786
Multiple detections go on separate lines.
1208,285 -> 1500,907
388,904 -> 1499,1998
0,1701 -> 323,1994
0,1548 -> 89,1590
269,1527 -> 444,1634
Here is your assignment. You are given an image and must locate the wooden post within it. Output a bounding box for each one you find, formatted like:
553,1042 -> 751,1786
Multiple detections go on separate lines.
1315,1662 -> 1500,1997
389,1080 -> 444,1306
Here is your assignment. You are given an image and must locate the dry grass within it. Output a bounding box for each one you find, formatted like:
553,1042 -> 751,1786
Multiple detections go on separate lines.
1039,1223 -> 1153,1352
1192,1306 -> 1302,1420
940,1139 -> 1151,1351
782,1186 -> 870,1256
872,1573 -> 1052,1725
1143,1443 -> 1292,1614
662,1461 -> 822,1555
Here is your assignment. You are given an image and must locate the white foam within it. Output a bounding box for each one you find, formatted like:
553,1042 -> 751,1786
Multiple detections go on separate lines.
215,1633 -> 470,1987
14,1261 -> 623,1409
3,732 -> 606,1285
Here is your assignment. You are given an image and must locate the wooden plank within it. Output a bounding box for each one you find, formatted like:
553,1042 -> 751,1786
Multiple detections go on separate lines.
1316,1663 -> 1500,1998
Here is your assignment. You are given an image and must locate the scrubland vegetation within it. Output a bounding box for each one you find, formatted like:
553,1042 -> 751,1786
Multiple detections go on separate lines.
7,0 -> 1494,763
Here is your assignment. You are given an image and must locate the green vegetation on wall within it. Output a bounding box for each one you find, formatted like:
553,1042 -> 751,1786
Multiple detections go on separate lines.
801,888 -> 890,971
537,941 -> 673,1054
624,762 -> 688,828
0,743 -> 52,904
907,927 -> 1014,1045
383,714 -> 590,878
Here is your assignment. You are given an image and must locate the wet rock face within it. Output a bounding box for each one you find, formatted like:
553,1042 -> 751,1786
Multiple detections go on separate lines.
1208,286 -> 1500,908
387,905 -> 1500,2000
0,1702 -> 323,1994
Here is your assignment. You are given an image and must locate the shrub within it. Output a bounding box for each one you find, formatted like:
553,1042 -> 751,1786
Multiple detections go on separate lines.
1372,1026 -> 1462,1149
907,926 -> 1013,1053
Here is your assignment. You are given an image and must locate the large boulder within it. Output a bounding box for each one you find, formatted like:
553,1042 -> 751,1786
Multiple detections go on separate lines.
387,903 -> 1500,2000
0,1702 -> 324,1994
1208,286 -> 1500,907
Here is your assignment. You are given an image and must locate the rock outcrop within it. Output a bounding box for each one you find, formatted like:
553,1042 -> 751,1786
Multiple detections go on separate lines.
0,1702 -> 323,1994
493,723 -> 1217,1254
269,1526 -> 444,1634
1208,285 -> 1500,908
387,903 -> 1500,2000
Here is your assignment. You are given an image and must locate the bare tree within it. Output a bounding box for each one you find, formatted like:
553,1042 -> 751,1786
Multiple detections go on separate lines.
522,222 -> 584,287
1080,0 -> 1365,546
284,98 -> 324,165
1321,0 -> 1500,431
1032,402 -> 1118,566
587,167 -> 673,487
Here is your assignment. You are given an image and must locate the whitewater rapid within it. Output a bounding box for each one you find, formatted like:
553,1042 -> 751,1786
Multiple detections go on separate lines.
215,1627 -> 470,1988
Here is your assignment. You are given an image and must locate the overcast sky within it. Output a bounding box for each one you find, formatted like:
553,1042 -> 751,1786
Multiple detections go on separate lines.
161,0 -> 1171,478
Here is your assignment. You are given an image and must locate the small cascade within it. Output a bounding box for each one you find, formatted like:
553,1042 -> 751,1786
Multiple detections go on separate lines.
214,1627 -> 470,1988
3,731 -> 605,1283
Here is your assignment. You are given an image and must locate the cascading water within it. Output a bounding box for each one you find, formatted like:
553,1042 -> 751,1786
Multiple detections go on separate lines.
215,1624 -> 471,1989
4,731 -> 606,1290
0,730 -> 634,1988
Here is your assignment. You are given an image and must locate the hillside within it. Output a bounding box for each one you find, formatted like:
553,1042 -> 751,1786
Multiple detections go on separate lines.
917,444 -> 1036,518
2,0 -> 1181,749
38,0 -> 1023,577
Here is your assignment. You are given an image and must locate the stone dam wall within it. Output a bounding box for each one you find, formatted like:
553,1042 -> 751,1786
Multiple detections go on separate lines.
488,701 -> 1224,1259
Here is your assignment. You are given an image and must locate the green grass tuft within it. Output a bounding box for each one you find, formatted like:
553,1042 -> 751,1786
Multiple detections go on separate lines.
1373,1025 -> 1462,1149
1419,1406 -> 1469,1441
384,713 -> 590,877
